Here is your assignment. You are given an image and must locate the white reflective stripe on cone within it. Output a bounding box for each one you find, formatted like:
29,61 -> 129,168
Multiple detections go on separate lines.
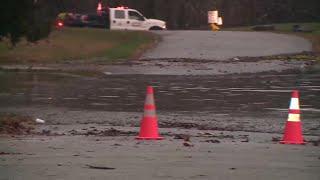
144,109 -> 156,117
287,114 -> 300,122
289,98 -> 300,110
145,94 -> 154,105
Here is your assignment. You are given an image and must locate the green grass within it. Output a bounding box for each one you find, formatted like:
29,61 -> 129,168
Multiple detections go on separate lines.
225,22 -> 320,33
0,43 -> 9,54
225,22 -> 320,54
0,28 -> 157,64
273,23 -> 320,34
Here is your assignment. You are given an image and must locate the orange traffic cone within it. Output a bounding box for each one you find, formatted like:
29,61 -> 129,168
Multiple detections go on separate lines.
136,86 -> 164,140
280,90 -> 305,144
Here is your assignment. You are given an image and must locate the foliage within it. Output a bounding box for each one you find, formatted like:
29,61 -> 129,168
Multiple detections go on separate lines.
0,0 -> 57,46
1,0 -> 319,45
53,0 -> 320,29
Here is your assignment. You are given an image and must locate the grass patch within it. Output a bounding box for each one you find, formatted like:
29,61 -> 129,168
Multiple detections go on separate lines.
0,113 -> 35,135
0,28 -> 157,64
300,33 -> 320,54
226,22 -> 320,34
225,22 -> 320,55
272,23 -> 320,34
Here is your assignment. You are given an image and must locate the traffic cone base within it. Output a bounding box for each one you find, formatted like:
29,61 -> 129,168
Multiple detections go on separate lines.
136,136 -> 164,140
136,117 -> 163,140
280,121 -> 305,145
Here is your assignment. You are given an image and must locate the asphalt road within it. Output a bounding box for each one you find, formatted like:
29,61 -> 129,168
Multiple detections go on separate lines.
141,31 -> 312,60
1,131 -> 319,180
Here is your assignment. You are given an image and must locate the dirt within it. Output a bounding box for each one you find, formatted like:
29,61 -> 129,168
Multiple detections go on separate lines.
85,164 -> 116,170
0,55 -> 315,76
0,114 -> 35,135
68,128 -> 136,136
0,152 -> 22,156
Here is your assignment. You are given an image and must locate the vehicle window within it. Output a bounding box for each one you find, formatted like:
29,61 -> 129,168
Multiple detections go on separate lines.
129,11 -> 144,21
114,10 -> 125,19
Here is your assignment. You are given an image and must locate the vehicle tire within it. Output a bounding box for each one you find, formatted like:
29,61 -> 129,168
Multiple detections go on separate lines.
149,26 -> 163,30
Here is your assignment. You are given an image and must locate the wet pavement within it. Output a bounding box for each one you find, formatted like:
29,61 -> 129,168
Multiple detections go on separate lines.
141,31 -> 312,60
0,70 -> 319,114
0,69 -> 319,135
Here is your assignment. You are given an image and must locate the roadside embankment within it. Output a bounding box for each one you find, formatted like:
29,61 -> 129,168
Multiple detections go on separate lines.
0,27 -> 157,64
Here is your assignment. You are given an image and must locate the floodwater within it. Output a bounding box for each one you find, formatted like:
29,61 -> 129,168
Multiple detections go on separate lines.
0,70 -> 319,116
0,69 -> 319,134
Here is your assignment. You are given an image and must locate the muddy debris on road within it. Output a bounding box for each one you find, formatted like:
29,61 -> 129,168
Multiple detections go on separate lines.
68,128 -> 136,136
202,139 -> 221,143
85,165 -> 116,170
0,114 -> 35,135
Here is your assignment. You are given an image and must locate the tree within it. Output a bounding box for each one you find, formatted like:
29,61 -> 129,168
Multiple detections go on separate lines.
0,0 -> 56,47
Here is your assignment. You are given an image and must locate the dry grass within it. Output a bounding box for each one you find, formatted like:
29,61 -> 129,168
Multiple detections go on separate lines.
0,113 -> 35,135
301,34 -> 320,54
0,28 -> 157,64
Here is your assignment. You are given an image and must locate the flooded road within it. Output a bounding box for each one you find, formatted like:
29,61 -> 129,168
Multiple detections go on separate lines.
0,70 -> 319,134
1,71 -> 319,114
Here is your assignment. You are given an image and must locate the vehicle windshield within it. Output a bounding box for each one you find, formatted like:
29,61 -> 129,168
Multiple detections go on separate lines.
128,11 -> 145,21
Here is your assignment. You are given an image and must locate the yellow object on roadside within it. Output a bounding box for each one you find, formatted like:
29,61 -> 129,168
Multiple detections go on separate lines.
210,23 -> 220,31
57,12 -> 67,20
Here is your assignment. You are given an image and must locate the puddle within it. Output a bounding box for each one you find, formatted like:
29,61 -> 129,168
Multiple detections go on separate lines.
63,97 -> 79,100
99,96 -> 120,98
228,89 -> 292,93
